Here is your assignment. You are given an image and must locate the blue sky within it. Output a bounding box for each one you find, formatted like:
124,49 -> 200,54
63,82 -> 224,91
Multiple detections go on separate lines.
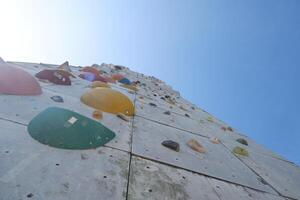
0,0 -> 299,165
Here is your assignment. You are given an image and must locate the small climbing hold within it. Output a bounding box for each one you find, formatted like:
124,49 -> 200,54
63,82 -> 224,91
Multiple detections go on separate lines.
80,66 -> 100,76
163,111 -> 171,115
50,95 -> 64,103
149,102 -> 157,107
232,146 -> 249,156
118,77 -> 131,85
57,61 -> 72,73
236,138 -> 248,146
207,117 -> 214,122
210,137 -> 220,144
81,153 -> 89,160
91,81 -> 110,88
180,105 -> 188,111
184,113 -> 190,118
191,106 -> 195,110
221,127 -> 227,131
227,126 -> 233,132
121,84 -> 138,91
114,65 -> 124,70
92,110 -> 103,119
162,140 -> 180,152
117,113 -> 129,122
79,72 -> 108,83
26,193 -> 34,198
111,73 -> 124,81
187,139 -> 205,153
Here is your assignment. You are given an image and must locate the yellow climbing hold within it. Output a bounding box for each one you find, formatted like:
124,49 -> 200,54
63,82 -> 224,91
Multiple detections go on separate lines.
233,146 -> 249,156
120,84 -> 138,91
207,116 -> 214,122
91,81 -> 110,88
81,88 -> 134,116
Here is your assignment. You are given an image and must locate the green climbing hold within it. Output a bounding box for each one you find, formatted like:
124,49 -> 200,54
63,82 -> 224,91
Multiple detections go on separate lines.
236,138 -> 248,146
233,146 -> 249,156
27,107 -> 116,149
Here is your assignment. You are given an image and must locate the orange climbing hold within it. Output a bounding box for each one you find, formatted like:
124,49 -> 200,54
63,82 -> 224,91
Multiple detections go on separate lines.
81,88 -> 134,116
120,84 -> 138,91
92,110 -> 103,119
210,137 -> 220,144
111,74 -> 124,81
91,81 -> 110,88
187,139 -> 205,153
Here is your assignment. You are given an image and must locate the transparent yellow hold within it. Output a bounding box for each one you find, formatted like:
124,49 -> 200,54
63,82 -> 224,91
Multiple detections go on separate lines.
91,81 -> 110,88
81,88 -> 134,116
233,146 -> 249,157
120,84 -> 138,92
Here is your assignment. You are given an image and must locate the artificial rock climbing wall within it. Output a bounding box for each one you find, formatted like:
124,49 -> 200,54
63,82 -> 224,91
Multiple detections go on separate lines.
0,59 -> 299,200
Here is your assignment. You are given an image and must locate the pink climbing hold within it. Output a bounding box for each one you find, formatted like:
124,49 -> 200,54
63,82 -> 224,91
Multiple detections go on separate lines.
0,61 -> 42,95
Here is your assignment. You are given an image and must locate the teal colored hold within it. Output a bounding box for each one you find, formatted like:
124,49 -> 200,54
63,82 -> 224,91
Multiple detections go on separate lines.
27,107 -> 116,149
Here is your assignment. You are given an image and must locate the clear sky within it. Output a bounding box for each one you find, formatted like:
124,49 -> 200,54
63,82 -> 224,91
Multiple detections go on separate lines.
0,0 -> 299,165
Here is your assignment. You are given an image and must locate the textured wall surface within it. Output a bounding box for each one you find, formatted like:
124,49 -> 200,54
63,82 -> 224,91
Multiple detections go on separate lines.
0,61 -> 299,200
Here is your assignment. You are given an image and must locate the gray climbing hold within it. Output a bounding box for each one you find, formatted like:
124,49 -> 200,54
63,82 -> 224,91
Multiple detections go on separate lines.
163,111 -> 171,115
236,138 -> 248,146
149,102 -> 157,107
162,140 -> 180,152
50,95 -> 64,103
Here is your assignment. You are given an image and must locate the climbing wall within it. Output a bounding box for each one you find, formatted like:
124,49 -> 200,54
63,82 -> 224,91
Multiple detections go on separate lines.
0,59 -> 299,200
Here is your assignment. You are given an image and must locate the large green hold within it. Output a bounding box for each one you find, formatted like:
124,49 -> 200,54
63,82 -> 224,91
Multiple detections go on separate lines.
28,107 -> 116,149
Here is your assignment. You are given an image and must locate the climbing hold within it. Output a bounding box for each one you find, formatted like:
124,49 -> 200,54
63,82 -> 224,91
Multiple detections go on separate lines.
114,65 -> 124,70
118,77 -> 131,85
57,61 -> 71,72
117,113 -> 129,122
180,105 -> 188,111
185,113 -> 190,118
0,62 -> 42,95
81,88 -> 134,116
210,137 -> 220,144
207,117 -> 214,122
92,110 -> 103,119
163,111 -> 171,115
232,146 -> 249,156
91,81 -> 110,88
111,74 -> 124,81
120,84 -> 138,91
187,139 -> 205,153
236,138 -> 248,146
80,66 -> 100,75
162,140 -> 180,152
50,96 -> 64,103
79,72 -> 108,82
27,107 -> 115,149
221,127 -> 227,131
35,70 -> 71,85
149,102 -> 157,107
227,126 -> 233,132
